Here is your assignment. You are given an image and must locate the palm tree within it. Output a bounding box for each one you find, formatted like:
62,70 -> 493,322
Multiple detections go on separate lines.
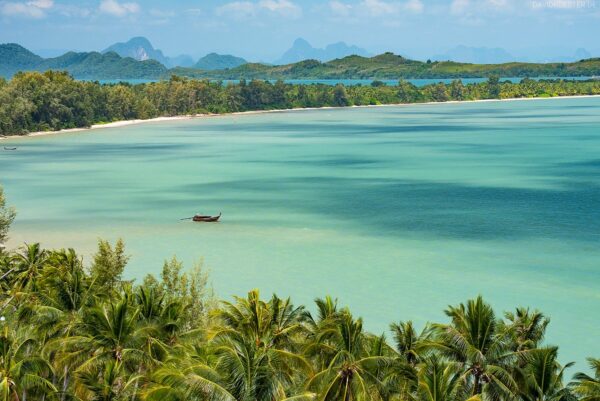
0,328 -> 56,401
503,308 -> 550,352
32,249 -> 95,400
211,290 -> 312,401
142,353 -> 235,401
75,360 -> 139,401
433,296 -> 518,401
12,243 -> 49,293
390,321 -> 431,366
416,356 -> 471,401
571,358 -> 600,401
517,347 -> 575,401
306,309 -> 389,401
59,293 -> 152,401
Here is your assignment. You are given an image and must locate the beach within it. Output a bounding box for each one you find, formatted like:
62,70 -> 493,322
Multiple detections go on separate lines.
3,94 -> 600,141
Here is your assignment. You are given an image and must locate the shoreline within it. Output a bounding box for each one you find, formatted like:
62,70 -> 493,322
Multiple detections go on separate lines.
2,94 -> 600,140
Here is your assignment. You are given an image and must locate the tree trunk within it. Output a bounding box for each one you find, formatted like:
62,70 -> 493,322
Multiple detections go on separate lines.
61,366 -> 69,401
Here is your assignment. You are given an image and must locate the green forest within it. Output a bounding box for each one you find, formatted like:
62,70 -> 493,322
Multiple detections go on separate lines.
4,43 -> 600,80
0,187 -> 599,401
173,53 -> 600,80
2,71 -> 600,136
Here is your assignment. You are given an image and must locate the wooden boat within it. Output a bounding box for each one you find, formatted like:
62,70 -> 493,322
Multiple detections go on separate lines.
193,212 -> 221,222
3,147 -> 17,151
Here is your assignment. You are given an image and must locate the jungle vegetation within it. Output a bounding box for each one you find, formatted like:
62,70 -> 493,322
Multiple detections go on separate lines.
0,188 -> 599,401
1,71 -> 600,136
4,43 -> 600,80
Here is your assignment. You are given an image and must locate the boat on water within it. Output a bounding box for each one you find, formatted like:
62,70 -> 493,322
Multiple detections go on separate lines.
193,212 -> 221,222
3,147 -> 17,151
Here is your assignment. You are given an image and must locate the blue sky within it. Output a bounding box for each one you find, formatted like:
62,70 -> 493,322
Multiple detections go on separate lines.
0,0 -> 599,61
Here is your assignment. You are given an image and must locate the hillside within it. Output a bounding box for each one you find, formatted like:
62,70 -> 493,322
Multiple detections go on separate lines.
171,52 -> 600,80
0,43 -> 167,79
0,43 -> 43,77
194,53 -> 247,70
275,38 -> 371,64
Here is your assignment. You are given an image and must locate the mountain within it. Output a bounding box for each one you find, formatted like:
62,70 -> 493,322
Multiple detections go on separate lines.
0,43 -> 43,77
171,51 -> 600,80
548,48 -> 593,63
433,46 -> 514,64
102,36 -> 169,65
168,54 -> 195,68
276,38 -> 370,64
102,36 -> 194,68
0,43 -> 167,79
195,53 -> 247,70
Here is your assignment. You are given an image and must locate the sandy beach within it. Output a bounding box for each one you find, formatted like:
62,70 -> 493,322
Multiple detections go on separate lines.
2,94 -> 599,141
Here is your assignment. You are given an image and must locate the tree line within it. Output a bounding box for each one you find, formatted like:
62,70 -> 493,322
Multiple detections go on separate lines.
0,187 -> 599,401
1,71 -> 600,136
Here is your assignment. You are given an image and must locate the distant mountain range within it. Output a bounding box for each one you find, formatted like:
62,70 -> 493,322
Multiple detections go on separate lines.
433,45 -> 593,64
2,41 -> 600,81
173,52 -> 600,80
101,37 -> 247,70
276,38 -> 371,65
0,43 -> 167,79
102,37 -> 195,68
195,53 -> 247,70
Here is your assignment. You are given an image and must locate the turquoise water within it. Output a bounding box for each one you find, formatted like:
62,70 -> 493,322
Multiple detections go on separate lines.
1,98 -> 599,367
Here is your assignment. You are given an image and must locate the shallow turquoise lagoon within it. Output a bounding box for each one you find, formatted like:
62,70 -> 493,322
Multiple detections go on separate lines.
2,98 -> 599,367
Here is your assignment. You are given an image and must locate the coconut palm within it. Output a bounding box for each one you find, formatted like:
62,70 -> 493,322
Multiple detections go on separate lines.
503,308 -> 550,352
75,360 -> 140,401
517,347 -> 575,401
306,309 -> 390,401
12,243 -> 49,293
142,353 -> 235,401
416,356 -> 472,401
211,290 -> 312,401
571,358 -> 600,401
0,328 -> 56,401
433,296 -> 518,401
390,321 -> 432,366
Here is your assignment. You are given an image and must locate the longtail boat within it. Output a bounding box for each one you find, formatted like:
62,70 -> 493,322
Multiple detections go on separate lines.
193,213 -> 221,222
3,147 -> 17,151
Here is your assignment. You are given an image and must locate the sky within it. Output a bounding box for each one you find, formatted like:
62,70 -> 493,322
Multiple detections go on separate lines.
0,0 -> 599,62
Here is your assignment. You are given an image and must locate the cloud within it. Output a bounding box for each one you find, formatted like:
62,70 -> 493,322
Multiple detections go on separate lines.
329,0 -> 353,16
353,0 -> 424,17
259,0 -> 301,17
404,0 -> 424,13
215,0 -> 301,19
215,1 -> 257,19
450,0 -> 470,14
360,0 -> 397,16
0,0 -> 53,18
99,0 -> 140,17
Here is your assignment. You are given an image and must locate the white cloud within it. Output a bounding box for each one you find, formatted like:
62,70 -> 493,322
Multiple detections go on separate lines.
356,0 -> 425,17
329,0 -> 353,17
99,0 -> 140,17
404,0 -> 424,13
450,0 -> 470,14
216,0 -> 301,19
0,0 -> 53,18
259,0 -> 301,17
215,1 -> 257,19
360,0 -> 397,16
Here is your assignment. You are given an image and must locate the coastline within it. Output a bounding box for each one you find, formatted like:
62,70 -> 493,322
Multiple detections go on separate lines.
2,94 -> 600,140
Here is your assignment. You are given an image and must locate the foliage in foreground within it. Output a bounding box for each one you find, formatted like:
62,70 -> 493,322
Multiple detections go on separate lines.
2,71 -> 600,135
0,238 -> 598,401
